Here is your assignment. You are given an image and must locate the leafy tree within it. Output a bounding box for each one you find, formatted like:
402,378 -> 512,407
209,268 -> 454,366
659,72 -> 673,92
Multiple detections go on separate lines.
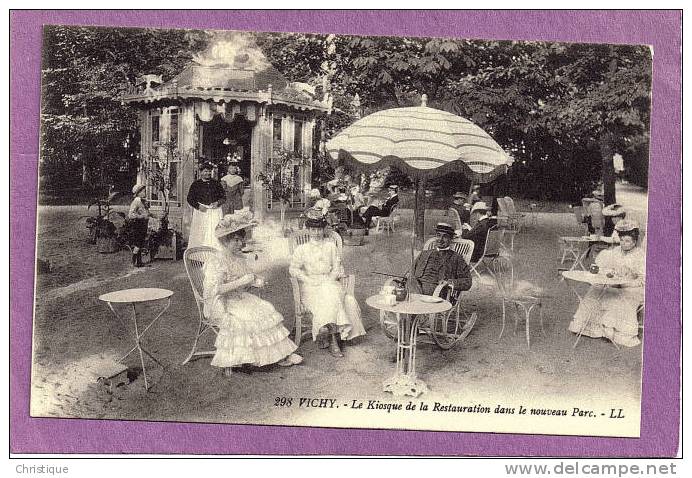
40,26 -> 210,197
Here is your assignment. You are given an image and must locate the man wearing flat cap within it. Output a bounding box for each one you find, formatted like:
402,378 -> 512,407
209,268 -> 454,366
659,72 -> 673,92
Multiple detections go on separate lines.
409,222 -> 473,296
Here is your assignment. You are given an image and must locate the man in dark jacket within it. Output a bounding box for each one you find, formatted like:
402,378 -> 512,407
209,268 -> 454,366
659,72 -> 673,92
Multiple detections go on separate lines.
361,185 -> 399,229
409,223 -> 473,296
449,191 -> 471,225
461,201 -> 496,262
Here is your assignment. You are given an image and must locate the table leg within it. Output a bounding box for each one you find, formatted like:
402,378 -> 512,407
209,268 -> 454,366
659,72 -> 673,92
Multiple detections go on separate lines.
572,285 -> 607,348
383,313 -> 429,397
108,298 -> 170,391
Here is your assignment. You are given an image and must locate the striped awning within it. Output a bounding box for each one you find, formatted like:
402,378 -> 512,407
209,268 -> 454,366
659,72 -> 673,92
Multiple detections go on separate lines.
326,104 -> 511,183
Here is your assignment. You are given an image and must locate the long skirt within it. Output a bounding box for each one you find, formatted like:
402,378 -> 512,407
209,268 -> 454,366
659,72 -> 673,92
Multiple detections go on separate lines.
300,274 -> 366,341
568,286 -> 644,347
188,208 -> 223,250
207,292 -> 297,368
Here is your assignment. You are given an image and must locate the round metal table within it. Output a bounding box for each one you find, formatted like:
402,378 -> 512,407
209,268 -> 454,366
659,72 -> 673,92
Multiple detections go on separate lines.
366,293 -> 451,397
99,288 -> 173,391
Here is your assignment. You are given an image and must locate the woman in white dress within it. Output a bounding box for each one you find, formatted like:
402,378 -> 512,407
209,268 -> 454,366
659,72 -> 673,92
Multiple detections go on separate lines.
568,220 -> 646,347
289,214 -> 366,357
203,213 -> 302,376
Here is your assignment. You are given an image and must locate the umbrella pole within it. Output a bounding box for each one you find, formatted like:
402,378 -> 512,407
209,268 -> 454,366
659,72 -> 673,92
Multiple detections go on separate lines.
409,178 -> 420,302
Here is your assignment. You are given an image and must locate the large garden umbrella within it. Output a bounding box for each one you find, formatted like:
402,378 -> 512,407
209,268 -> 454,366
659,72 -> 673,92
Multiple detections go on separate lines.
326,95 -> 512,280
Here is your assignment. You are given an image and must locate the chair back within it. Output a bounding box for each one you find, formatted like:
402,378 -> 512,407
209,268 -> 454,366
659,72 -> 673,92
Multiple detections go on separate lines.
589,202 -> 605,234
504,196 -> 517,214
490,255 -> 514,298
496,197 -> 509,216
423,237 -> 474,266
483,225 -> 504,258
447,207 -> 463,230
289,229 -> 343,258
573,206 -> 585,224
183,246 -> 217,304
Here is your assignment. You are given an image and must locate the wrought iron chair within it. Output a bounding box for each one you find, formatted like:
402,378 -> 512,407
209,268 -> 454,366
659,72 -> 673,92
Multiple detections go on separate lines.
490,255 -> 545,348
374,204 -> 399,234
446,207 -> 463,230
288,230 -> 355,347
379,237 -> 477,350
182,246 -> 219,365
469,225 -> 504,281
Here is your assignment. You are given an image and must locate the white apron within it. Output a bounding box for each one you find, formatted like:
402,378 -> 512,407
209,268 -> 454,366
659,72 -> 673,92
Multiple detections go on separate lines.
188,207 -> 224,250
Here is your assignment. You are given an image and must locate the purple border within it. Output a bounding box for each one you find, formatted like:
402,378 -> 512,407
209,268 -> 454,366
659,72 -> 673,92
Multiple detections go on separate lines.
10,10 -> 681,456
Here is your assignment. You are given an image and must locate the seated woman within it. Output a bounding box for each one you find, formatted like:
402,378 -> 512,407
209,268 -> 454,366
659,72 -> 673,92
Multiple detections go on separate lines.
203,213 -> 302,376
289,213 -> 366,357
568,220 -> 646,347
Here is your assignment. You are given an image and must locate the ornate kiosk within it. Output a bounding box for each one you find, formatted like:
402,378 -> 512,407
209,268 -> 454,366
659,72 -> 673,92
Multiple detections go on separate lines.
122,35 -> 330,239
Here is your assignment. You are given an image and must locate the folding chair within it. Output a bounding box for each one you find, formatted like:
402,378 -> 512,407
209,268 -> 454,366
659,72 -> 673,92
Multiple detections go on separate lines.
182,246 -> 219,365
288,230 -> 354,347
469,225 -> 504,281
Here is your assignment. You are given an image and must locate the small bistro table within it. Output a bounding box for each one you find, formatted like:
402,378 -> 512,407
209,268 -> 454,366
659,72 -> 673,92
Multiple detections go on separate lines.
560,235 -> 617,272
366,293 -> 452,397
99,288 -> 173,391
561,270 -> 635,348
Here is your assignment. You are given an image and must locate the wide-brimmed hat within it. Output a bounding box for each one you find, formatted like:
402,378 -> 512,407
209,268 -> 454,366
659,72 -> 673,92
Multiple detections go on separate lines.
304,208 -> 328,228
614,219 -> 640,233
453,191 -> 466,199
471,201 -> 488,213
132,183 -> 146,196
388,184 -> 399,191
335,193 -> 349,202
199,161 -> 215,171
434,222 -> 455,236
603,204 -> 626,217
214,212 -> 257,239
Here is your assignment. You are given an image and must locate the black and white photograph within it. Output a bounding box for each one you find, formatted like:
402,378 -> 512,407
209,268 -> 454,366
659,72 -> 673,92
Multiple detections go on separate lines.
31,26 -> 652,437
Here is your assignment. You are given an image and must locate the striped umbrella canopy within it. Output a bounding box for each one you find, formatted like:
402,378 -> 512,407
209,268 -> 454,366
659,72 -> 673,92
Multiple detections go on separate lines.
326,96 -> 512,183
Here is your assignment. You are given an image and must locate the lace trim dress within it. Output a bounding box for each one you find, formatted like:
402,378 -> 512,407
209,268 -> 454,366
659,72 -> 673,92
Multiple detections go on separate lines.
203,251 -> 297,367
289,240 -> 366,341
568,246 -> 646,347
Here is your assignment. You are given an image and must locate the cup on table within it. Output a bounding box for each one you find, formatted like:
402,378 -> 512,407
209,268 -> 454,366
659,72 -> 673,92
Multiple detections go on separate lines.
589,264 -> 600,274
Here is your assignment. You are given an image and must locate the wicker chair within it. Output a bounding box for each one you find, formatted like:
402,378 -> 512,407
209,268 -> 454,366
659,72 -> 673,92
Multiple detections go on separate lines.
182,246 -> 219,365
379,237 -> 477,350
288,230 -> 355,347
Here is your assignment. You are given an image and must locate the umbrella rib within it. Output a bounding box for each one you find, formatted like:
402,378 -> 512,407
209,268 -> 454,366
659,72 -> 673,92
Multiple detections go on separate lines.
341,126 -> 494,140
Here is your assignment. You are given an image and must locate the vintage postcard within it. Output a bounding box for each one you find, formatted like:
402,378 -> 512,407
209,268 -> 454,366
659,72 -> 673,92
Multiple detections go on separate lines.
29,24 -> 652,438
11,11 -> 680,457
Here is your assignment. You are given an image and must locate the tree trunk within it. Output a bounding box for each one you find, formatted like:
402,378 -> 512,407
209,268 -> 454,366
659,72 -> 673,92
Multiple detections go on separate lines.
600,131 -> 617,206
413,178 -> 426,250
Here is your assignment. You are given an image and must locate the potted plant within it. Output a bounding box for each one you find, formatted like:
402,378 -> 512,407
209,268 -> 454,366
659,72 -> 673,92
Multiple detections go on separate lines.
139,141 -> 190,260
82,188 -> 125,253
257,148 -> 309,233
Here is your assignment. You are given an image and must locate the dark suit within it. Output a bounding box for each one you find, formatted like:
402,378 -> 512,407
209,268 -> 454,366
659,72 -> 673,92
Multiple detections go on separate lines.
409,248 -> 473,296
461,217 -> 495,262
362,194 -> 399,227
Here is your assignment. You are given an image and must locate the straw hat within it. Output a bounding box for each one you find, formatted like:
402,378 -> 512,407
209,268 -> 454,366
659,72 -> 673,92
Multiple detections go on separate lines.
603,204 -> 626,217
592,189 -> 604,200
614,219 -> 640,233
336,193 -> 349,202
453,191 -> 466,199
132,183 -> 146,196
305,207 -> 328,228
214,212 -> 257,239
471,201 -> 488,214
388,185 -> 399,191
434,222 -> 456,236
